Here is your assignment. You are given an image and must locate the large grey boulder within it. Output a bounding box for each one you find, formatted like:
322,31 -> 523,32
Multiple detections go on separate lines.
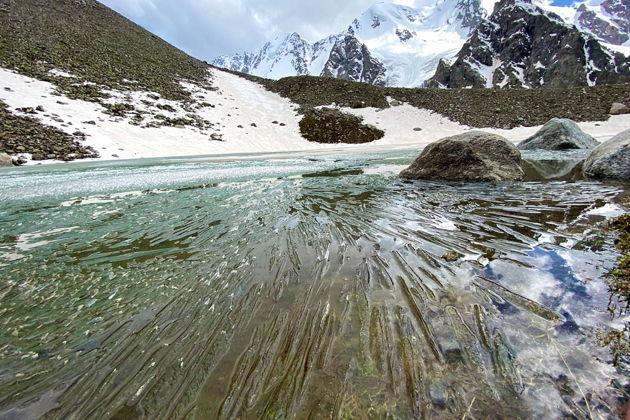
0,152 -> 12,167
400,131 -> 524,182
518,118 -> 600,150
583,129 -> 630,181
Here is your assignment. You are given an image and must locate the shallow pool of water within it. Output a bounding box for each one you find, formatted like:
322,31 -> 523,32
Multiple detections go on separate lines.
0,149 -> 627,419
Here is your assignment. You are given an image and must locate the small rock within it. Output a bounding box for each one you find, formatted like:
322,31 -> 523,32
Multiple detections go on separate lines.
272,121 -> 279,124
112,154 -> 119,158
210,133 -> 224,141
250,123 -> 257,127
36,105 -> 45,112
237,125 -> 244,128
441,251 -> 463,262
3,87 -> 13,92
83,120 -> 97,125
413,127 -> 422,132
610,102 -> 629,115
12,155 -> 28,166
56,101 -> 68,105
279,123 -> 286,126
390,100 -> 402,107
349,100 -> 366,109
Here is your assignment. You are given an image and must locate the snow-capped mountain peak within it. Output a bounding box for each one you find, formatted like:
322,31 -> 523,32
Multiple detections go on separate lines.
211,0 -> 629,88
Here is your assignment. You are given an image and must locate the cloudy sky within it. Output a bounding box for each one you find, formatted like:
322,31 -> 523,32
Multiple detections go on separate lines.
101,0 -> 435,60
101,0 -> 572,61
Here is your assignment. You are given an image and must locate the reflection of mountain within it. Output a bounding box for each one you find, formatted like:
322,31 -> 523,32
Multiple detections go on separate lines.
521,158 -> 584,181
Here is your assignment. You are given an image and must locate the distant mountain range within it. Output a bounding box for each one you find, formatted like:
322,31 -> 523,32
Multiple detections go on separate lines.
212,0 -> 630,88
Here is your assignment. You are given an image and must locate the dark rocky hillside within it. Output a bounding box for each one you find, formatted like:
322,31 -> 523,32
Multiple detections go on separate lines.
218,67 -> 630,129
0,0 -> 211,101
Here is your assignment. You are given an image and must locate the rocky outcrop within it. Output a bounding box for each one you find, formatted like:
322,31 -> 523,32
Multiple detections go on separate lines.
575,4 -> 629,45
321,35 -> 387,86
610,102 -> 630,115
518,118 -> 600,150
400,131 -> 524,181
299,107 -> 384,144
583,129 -> 630,181
0,152 -> 12,167
427,0 -> 630,89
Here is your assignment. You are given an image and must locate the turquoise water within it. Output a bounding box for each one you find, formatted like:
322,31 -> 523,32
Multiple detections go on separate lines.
0,150 -> 627,419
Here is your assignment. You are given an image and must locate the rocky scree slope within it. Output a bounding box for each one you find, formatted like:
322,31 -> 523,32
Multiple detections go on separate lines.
221,67 -> 630,128
427,0 -> 630,88
0,0 -> 224,162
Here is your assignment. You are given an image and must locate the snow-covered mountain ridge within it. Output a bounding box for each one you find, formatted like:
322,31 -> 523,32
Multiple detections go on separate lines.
212,0 -> 630,88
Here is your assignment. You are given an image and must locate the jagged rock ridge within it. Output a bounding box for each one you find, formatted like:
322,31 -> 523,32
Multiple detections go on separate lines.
426,0 -> 630,88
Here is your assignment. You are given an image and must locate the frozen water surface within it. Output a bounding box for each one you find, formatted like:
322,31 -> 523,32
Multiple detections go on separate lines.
0,149 -> 628,419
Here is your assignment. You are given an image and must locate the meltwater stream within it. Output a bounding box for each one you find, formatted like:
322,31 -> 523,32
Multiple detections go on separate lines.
0,150 -> 627,419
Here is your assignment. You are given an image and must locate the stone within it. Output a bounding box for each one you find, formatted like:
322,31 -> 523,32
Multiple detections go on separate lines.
610,102 -> 629,115
413,127 -> 423,132
582,129 -> 630,181
0,152 -> 12,167
518,118 -> 599,150
400,131 -> 523,182
441,251 -> 463,262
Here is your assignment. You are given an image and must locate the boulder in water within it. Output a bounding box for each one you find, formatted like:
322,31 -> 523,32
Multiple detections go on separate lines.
582,129 -> 630,181
518,118 -> 599,150
400,131 -> 523,182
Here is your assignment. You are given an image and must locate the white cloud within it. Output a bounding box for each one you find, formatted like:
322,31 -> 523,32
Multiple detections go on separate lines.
100,0 -> 434,60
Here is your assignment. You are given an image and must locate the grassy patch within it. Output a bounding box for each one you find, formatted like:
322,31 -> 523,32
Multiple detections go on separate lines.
596,214 -> 630,367
607,215 -> 630,316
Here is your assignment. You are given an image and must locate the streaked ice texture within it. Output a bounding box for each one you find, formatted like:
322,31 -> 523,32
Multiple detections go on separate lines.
0,150 -> 627,419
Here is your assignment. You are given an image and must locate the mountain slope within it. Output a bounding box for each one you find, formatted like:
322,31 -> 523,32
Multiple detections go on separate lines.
537,0 -> 630,46
212,32 -> 341,80
348,1 -> 484,86
0,0 -> 211,101
426,0 -> 630,88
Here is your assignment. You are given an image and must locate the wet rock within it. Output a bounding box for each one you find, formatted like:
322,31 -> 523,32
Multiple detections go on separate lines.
0,152 -> 12,167
299,107 -> 384,144
400,131 -> 523,182
610,102 -> 629,115
12,155 -> 28,166
441,251 -> 463,262
518,119 -> 599,150
583,129 -> 630,181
